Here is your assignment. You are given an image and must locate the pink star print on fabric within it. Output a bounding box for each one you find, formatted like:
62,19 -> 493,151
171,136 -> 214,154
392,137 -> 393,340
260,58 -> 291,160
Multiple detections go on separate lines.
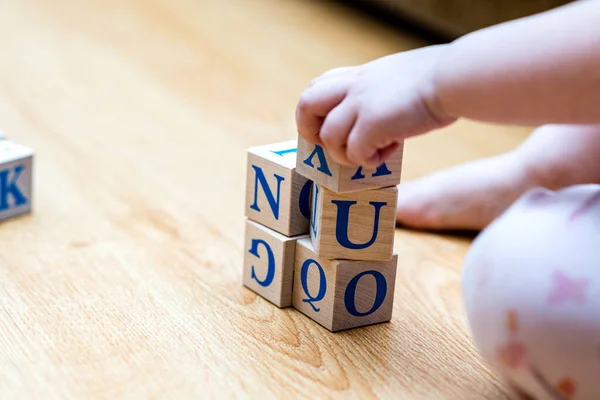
496,310 -> 528,369
547,270 -> 589,306
497,341 -> 528,369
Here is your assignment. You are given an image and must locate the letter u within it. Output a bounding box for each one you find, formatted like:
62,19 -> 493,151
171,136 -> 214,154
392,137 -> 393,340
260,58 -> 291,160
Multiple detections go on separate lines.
332,200 -> 387,250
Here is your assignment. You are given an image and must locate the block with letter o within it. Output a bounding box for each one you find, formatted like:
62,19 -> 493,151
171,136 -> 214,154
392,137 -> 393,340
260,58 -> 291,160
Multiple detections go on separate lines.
292,238 -> 398,331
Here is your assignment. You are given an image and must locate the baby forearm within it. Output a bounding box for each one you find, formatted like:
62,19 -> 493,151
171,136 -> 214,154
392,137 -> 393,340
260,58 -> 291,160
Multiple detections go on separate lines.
435,0 -> 600,126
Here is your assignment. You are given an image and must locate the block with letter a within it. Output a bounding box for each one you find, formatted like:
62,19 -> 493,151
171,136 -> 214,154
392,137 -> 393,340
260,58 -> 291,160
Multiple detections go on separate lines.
292,238 -> 397,332
295,136 -> 403,193
0,140 -> 33,222
245,140 -> 312,237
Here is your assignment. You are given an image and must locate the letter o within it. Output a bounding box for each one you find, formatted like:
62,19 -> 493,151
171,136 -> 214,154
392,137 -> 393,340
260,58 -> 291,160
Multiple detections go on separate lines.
344,270 -> 387,317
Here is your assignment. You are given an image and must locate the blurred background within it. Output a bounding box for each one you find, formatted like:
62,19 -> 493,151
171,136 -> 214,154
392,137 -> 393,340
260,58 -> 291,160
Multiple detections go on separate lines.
346,0 -> 572,39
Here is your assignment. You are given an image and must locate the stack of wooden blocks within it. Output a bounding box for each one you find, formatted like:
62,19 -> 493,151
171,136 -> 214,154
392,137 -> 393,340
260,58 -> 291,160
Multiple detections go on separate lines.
243,136 -> 403,332
0,132 -> 34,223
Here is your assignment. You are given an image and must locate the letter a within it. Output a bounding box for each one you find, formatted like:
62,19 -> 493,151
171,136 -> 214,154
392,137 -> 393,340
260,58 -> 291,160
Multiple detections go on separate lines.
351,163 -> 392,180
332,200 -> 386,250
303,145 -> 332,177
0,165 -> 27,211
249,165 -> 285,220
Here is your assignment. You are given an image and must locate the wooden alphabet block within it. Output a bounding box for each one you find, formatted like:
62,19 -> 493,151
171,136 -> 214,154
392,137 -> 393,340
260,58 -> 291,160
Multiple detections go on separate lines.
0,140 -> 33,222
310,183 -> 397,261
246,140 -> 312,237
292,238 -> 397,332
295,136 -> 404,193
243,219 -> 307,308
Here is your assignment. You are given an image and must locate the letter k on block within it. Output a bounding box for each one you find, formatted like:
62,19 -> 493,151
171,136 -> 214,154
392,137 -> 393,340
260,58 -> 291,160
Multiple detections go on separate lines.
0,140 -> 33,222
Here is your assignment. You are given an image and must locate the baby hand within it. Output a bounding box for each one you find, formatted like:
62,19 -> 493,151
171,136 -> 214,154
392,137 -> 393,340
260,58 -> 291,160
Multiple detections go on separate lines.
296,45 -> 456,168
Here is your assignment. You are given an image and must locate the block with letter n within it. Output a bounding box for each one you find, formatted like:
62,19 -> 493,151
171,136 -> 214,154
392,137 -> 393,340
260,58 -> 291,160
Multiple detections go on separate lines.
243,219 -> 308,308
292,238 -> 397,332
245,140 -> 312,237
310,183 -> 397,261
295,136 -> 403,193
0,140 -> 33,222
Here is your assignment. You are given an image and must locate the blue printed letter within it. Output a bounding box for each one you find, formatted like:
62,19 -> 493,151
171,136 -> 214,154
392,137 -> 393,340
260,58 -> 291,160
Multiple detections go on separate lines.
271,147 -> 297,156
351,163 -> 392,180
303,145 -> 332,176
310,184 -> 319,237
300,259 -> 326,312
298,180 -> 312,220
0,165 -> 27,212
249,165 -> 285,220
248,239 -> 275,287
344,270 -> 387,317
332,200 -> 386,250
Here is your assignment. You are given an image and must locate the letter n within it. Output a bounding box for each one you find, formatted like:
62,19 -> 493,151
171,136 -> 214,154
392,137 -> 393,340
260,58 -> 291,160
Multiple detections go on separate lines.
250,165 -> 285,220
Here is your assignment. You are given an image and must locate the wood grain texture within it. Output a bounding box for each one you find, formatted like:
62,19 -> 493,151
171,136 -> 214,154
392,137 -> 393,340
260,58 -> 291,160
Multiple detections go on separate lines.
0,140 -> 33,221
292,238 -> 398,332
311,184 -> 397,261
296,136 -> 404,193
246,140 -> 311,237
0,0 -> 532,398
243,219 -> 305,308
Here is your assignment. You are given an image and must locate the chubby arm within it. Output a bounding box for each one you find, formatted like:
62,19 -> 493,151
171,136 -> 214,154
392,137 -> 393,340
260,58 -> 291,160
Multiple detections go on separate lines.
295,0 -> 600,167
436,0 -> 600,125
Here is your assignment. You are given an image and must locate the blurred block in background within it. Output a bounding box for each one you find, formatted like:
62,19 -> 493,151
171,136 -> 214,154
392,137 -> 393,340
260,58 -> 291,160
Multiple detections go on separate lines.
345,0 -> 573,39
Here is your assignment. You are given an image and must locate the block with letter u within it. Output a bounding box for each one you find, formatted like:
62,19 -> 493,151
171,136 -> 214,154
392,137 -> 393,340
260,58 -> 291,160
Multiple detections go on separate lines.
310,184 -> 397,261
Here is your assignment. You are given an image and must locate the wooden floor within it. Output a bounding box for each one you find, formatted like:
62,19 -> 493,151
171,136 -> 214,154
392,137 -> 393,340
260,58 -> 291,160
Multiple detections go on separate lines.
0,0 -> 533,398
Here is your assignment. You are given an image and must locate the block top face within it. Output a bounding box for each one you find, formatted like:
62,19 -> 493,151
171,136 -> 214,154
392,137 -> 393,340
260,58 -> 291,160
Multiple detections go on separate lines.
0,141 -> 34,163
246,219 -> 309,243
296,136 -> 403,193
247,140 -> 298,170
248,218 -> 300,243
